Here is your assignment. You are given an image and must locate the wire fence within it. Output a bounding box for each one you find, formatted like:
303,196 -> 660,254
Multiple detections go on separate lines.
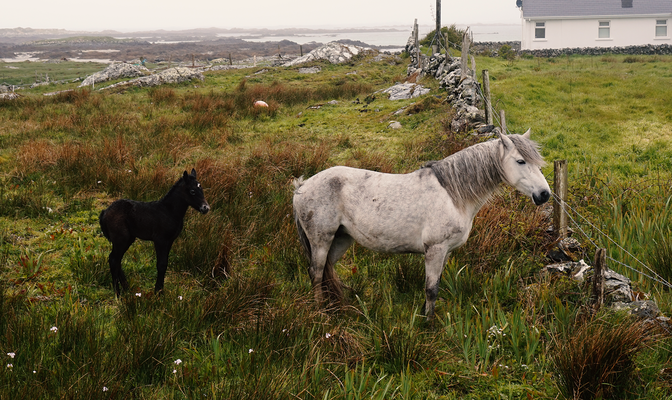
465,53 -> 672,291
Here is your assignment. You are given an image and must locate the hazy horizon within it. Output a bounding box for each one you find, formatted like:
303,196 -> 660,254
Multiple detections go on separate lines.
1,0 -> 522,32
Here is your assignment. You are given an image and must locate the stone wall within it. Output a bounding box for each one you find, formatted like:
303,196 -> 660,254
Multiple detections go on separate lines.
520,43 -> 672,58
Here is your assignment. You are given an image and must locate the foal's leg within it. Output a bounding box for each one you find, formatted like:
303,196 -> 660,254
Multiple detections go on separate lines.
109,239 -> 133,296
153,240 -> 174,294
422,244 -> 451,320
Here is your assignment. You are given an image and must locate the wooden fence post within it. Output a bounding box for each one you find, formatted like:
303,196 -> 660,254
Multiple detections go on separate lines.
300,45 -> 303,57
553,160 -> 569,239
482,70 -> 492,125
432,0 -> 441,55
593,248 -> 606,311
499,110 -> 506,133
461,30 -> 470,80
414,19 -> 420,69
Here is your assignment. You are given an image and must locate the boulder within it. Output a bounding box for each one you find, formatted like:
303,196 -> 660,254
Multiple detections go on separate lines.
283,42 -> 371,66
298,67 -> 321,74
101,67 -> 204,90
79,62 -> 149,87
382,83 -> 430,101
0,92 -> 19,100
388,121 -> 402,129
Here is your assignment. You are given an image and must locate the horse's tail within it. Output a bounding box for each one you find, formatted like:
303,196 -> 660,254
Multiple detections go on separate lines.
292,176 -> 345,306
99,209 -> 110,240
323,257 -> 345,307
292,176 -> 305,193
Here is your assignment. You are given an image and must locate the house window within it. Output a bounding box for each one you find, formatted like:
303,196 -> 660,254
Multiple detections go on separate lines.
656,19 -> 668,37
535,22 -> 546,39
598,21 -> 610,38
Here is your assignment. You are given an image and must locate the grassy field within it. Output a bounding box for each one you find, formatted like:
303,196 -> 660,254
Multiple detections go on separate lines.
1,47 -> 672,399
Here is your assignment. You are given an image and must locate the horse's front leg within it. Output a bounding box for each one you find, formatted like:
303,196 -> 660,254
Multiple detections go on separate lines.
422,243 -> 451,320
153,241 -> 174,294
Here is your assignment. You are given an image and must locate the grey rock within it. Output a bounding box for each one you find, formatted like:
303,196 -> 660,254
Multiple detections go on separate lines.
612,300 -> 660,319
382,83 -> 430,100
283,42 -> 371,66
388,121 -> 402,129
604,268 -> 634,303
298,67 -> 321,74
542,259 -> 591,281
0,92 -> 19,100
101,67 -> 204,90
79,62 -> 149,87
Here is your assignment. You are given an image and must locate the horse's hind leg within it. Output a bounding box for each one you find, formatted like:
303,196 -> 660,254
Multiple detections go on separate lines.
109,239 -> 133,296
322,231 -> 354,303
422,244 -> 451,320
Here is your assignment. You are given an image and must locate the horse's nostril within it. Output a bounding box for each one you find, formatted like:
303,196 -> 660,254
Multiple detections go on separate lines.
534,190 -> 551,205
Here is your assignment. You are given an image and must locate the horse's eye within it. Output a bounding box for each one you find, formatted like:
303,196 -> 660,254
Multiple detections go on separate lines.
516,160 -> 526,165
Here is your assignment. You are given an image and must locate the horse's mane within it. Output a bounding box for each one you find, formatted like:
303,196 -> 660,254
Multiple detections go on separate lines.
424,135 -> 545,210
160,174 -> 188,202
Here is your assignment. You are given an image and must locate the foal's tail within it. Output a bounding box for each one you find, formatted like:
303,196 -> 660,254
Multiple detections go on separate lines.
292,177 -> 345,306
99,209 -> 110,240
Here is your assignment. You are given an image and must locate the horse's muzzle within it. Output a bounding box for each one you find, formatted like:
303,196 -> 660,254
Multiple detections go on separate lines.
533,190 -> 550,205
199,204 -> 211,214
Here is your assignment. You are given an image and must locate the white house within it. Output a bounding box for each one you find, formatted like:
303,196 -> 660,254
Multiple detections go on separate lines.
518,0 -> 672,50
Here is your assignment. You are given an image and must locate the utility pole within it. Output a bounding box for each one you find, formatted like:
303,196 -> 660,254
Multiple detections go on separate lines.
433,0 -> 442,54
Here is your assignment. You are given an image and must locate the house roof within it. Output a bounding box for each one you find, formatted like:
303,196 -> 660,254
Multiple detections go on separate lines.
521,0 -> 672,18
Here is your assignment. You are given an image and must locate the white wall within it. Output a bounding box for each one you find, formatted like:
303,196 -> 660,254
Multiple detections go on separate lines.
521,16 -> 671,50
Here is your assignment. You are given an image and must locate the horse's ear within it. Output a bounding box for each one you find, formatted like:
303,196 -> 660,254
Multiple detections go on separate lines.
183,170 -> 189,180
522,128 -> 531,139
190,168 -> 197,178
498,130 -> 514,151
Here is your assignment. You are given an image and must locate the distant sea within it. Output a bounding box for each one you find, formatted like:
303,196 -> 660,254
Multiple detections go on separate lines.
218,24 -> 522,50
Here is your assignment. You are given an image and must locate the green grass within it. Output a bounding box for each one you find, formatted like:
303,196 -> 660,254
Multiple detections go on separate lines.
1,60 -> 106,87
1,49 -> 672,398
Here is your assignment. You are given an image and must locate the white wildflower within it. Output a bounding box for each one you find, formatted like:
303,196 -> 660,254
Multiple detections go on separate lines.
174,359 -> 182,365
325,333 -> 332,339
7,352 -> 15,359
135,293 -> 141,297
50,326 -> 58,333
102,387 -> 109,392
248,349 -> 254,354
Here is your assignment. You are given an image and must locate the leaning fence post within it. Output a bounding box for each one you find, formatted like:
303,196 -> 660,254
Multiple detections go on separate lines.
553,160 -> 569,239
593,248 -> 606,311
499,110 -> 506,133
482,70 -> 492,125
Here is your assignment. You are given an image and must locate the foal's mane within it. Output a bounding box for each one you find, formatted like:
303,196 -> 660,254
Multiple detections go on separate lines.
424,135 -> 545,210
160,174 -> 188,202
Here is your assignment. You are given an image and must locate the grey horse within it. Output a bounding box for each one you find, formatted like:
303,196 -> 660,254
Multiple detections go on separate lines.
292,130 -> 551,319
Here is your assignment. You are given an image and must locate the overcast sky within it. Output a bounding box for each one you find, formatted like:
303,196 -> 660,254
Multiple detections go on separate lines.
1,0 -> 521,32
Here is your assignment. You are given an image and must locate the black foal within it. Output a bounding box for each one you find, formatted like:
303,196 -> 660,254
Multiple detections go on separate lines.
99,169 -> 210,295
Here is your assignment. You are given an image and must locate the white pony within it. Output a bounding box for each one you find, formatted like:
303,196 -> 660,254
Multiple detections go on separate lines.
292,130 -> 550,319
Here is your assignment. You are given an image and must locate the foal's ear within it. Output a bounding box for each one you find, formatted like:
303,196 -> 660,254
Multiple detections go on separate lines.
190,168 -> 197,178
522,128 -> 531,139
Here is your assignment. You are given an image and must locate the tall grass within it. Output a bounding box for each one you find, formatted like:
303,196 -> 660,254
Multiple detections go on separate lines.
2,52 -> 672,399
552,315 -> 655,400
